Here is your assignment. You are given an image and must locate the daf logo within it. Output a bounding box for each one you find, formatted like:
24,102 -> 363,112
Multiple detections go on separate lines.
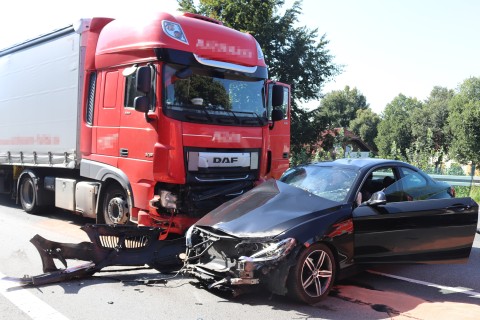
213,157 -> 238,164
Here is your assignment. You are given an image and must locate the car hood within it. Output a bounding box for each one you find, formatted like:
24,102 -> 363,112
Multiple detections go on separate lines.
194,179 -> 341,238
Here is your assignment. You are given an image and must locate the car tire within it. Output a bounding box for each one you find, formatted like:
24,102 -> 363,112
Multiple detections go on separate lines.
287,242 -> 336,304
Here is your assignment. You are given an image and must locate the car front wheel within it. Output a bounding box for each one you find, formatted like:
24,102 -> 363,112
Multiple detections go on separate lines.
287,242 -> 336,304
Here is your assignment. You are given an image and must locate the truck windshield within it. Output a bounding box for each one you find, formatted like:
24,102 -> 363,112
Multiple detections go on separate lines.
163,64 -> 267,126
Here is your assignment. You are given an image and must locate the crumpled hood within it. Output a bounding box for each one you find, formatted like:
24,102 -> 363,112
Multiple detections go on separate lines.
194,179 -> 340,238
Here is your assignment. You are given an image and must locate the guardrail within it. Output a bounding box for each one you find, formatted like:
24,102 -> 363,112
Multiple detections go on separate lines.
430,174 -> 480,187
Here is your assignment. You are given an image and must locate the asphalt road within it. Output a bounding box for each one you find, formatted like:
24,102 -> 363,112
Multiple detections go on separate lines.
0,194 -> 479,320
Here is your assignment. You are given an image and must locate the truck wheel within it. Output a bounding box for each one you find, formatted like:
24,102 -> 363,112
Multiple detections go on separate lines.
19,176 -> 41,214
102,185 -> 129,224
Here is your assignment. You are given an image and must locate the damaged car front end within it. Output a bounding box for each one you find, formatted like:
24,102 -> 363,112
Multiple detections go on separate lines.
184,225 -> 297,294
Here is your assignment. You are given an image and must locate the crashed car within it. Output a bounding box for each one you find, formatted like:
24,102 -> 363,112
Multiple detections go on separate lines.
184,158 -> 478,304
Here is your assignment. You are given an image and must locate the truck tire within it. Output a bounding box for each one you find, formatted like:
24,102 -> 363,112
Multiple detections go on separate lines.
19,175 -> 41,214
102,184 -> 129,225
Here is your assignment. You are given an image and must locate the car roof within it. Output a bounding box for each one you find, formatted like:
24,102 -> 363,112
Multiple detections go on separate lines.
310,158 -> 408,170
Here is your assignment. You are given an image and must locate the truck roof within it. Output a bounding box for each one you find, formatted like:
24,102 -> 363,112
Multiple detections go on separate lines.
95,12 -> 266,70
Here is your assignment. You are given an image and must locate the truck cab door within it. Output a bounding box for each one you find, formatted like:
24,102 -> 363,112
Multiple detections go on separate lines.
117,66 -> 158,210
266,81 -> 290,179
94,70 -> 121,166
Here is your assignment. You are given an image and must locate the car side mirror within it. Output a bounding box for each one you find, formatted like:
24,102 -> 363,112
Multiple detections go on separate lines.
367,191 -> 387,206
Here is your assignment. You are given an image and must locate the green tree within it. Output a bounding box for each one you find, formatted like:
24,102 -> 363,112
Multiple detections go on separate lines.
375,94 -> 423,159
448,77 -> 480,169
313,86 -> 369,129
349,108 -> 380,151
408,86 -> 453,171
177,0 -> 340,157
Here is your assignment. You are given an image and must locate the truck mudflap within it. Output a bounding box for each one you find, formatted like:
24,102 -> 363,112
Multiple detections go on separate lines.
16,224 -> 185,286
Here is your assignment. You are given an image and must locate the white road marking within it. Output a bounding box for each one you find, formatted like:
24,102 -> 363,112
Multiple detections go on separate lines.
0,272 -> 69,320
367,269 -> 480,298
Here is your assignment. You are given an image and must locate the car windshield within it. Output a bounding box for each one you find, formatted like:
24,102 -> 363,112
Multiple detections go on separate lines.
163,64 -> 266,125
280,165 -> 358,202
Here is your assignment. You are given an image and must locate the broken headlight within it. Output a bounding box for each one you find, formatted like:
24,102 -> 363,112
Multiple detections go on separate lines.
239,238 -> 296,263
160,190 -> 177,209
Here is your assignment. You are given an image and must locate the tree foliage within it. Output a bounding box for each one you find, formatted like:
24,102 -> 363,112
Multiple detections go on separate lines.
405,86 -> 453,171
314,86 -> 369,129
375,94 -> 423,159
448,77 -> 480,167
349,108 -> 380,150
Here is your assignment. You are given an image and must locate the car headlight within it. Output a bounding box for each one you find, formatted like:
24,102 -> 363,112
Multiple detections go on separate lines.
240,238 -> 296,262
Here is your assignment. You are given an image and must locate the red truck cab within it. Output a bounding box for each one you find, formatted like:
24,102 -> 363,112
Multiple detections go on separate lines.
77,13 -> 289,236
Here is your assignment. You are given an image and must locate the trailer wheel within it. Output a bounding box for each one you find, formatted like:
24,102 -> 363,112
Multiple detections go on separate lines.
19,176 -> 41,214
102,185 -> 129,224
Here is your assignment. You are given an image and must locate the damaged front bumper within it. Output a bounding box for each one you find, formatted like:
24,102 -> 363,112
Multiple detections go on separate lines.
16,224 -> 185,286
184,226 -> 296,292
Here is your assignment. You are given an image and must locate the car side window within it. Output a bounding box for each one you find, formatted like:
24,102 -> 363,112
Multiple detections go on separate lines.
383,167 -> 428,202
357,167 -> 396,205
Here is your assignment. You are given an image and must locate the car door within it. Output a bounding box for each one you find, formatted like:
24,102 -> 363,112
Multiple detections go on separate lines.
352,167 -> 478,264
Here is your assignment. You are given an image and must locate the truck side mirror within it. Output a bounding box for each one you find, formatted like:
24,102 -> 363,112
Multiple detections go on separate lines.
136,66 -> 152,94
134,96 -> 150,113
271,84 -> 284,107
271,108 -> 284,122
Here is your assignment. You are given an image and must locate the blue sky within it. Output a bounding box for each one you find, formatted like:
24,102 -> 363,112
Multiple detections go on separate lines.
1,0 -> 479,114
296,0 -> 480,113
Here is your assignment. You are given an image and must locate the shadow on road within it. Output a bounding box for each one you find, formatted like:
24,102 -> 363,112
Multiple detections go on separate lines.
0,194 -> 92,226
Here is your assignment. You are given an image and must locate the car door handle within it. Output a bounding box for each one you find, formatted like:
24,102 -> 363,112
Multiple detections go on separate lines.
120,148 -> 129,157
446,204 -> 471,212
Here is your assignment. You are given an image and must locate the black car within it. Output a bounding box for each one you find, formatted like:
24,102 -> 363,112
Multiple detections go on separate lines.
184,158 -> 478,304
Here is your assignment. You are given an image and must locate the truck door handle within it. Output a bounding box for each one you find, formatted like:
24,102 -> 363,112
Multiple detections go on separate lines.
120,149 -> 129,157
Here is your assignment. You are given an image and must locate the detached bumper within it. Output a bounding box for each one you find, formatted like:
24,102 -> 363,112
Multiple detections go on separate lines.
15,224 -> 185,286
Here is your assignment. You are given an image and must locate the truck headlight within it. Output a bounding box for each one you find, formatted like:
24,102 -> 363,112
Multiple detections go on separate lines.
240,238 -> 296,262
160,190 -> 177,209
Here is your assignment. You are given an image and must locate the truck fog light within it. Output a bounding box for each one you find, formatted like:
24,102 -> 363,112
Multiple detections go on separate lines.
160,190 -> 177,209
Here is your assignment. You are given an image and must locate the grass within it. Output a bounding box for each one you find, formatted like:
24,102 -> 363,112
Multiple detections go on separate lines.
455,185 -> 480,203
